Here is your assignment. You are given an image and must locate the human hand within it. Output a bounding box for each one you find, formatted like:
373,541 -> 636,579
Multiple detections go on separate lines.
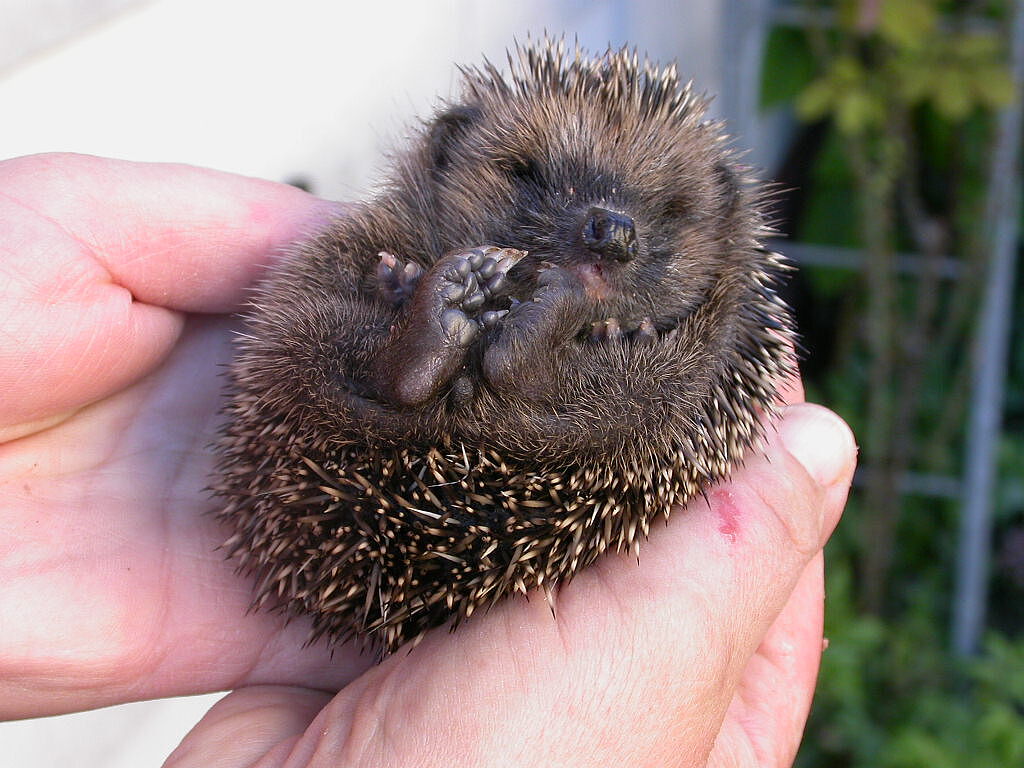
0,153 -> 369,720
0,153 -> 856,768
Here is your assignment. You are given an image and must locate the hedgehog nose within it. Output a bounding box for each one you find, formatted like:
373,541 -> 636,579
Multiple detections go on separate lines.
580,207 -> 638,262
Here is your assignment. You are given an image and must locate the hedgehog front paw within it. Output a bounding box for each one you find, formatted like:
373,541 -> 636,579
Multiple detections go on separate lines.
482,265 -> 586,394
498,264 -> 583,334
440,246 -> 522,311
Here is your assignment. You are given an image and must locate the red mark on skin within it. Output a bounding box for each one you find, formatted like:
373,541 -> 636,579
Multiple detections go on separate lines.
712,489 -> 742,543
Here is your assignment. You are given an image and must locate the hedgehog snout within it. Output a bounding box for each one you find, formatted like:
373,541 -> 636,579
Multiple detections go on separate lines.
579,206 -> 638,262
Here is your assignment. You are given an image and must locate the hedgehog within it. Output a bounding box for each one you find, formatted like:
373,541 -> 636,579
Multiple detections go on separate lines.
212,39 -> 796,657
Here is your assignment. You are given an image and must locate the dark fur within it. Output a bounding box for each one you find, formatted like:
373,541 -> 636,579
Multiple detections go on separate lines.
214,41 -> 795,655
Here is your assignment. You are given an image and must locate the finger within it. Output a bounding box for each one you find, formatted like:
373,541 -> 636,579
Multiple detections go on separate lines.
777,362 -> 804,405
0,153 -> 342,313
775,338 -> 804,405
708,552 -> 826,767
0,153 -> 341,436
268,404 -> 856,767
163,686 -> 330,768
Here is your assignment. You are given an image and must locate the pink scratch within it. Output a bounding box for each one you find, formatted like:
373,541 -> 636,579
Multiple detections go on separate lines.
713,489 -> 741,543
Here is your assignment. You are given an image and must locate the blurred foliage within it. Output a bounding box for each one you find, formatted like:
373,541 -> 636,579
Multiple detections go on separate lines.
761,1 -> 1022,766
794,2 -> 1013,130
807,555 -> 1024,767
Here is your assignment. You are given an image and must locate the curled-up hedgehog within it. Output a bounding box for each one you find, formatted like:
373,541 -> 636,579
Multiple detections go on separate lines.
213,39 -> 795,656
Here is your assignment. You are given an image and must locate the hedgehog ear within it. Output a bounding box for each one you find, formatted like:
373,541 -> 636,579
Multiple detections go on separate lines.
714,161 -> 743,219
428,105 -> 481,171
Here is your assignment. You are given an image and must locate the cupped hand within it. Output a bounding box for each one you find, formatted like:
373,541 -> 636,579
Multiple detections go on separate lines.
0,153 -> 856,768
0,153 -> 365,719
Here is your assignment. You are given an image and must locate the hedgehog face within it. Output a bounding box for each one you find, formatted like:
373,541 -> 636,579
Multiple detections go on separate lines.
415,68 -> 750,335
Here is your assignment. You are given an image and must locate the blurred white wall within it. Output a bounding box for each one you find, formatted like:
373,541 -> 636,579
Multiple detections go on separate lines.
0,1 -> 727,766
0,0 -> 150,71
0,0 -> 727,199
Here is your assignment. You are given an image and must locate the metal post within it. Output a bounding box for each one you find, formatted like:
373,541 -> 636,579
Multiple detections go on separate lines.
952,0 -> 1024,657
719,0 -> 770,150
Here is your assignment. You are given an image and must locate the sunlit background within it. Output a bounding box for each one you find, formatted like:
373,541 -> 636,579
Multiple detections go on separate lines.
0,0 -> 734,198
2,1 -> 1022,766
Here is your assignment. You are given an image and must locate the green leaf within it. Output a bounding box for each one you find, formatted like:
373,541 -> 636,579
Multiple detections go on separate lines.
796,77 -> 837,122
893,58 -> 935,104
974,67 -> 1016,109
761,26 -> 818,109
977,704 -> 1024,764
835,89 -> 885,134
879,0 -> 939,50
955,31 -> 1004,60
795,54 -> 881,132
932,70 -> 974,120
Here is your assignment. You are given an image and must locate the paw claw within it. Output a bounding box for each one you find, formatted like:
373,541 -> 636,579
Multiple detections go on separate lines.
496,254 -> 521,274
481,309 -> 508,329
492,248 -> 527,277
636,317 -> 658,343
402,261 -> 424,283
377,251 -> 423,305
378,251 -> 398,272
591,317 -> 623,342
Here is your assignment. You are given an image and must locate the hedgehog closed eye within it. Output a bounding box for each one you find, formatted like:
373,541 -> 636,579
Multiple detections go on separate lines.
503,156 -> 544,185
213,38 -> 795,658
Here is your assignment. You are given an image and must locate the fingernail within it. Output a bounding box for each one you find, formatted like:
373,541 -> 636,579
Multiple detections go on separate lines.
778,404 -> 856,488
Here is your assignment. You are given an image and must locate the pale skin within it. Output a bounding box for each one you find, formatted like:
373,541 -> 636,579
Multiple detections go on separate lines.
0,153 -> 857,768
